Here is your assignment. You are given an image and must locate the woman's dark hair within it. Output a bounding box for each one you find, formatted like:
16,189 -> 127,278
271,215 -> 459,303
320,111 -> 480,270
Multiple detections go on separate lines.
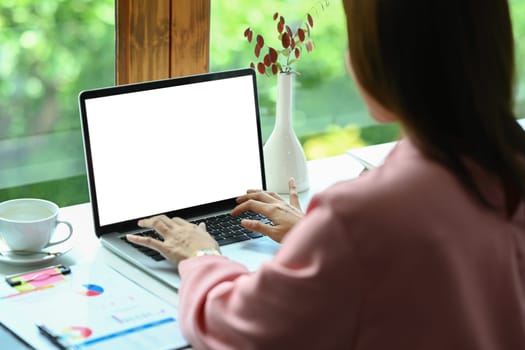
344,0 -> 525,216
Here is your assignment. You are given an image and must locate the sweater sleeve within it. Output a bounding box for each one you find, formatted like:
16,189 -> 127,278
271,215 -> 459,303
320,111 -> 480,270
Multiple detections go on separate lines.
178,199 -> 362,350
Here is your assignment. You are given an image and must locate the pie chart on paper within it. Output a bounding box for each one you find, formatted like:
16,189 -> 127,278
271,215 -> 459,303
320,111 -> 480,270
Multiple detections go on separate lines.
61,326 -> 93,340
79,284 -> 104,296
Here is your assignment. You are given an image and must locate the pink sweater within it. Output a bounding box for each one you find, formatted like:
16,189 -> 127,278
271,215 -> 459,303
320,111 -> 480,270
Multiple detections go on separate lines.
179,139 -> 525,350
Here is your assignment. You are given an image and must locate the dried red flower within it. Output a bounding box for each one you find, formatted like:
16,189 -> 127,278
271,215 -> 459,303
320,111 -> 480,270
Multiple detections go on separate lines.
269,47 -> 278,63
243,1 -> 329,75
294,47 -> 301,59
257,62 -> 266,74
297,28 -> 306,42
281,33 -> 291,49
307,14 -> 314,28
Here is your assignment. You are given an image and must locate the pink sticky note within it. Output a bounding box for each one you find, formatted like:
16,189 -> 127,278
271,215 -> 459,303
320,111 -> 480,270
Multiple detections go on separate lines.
15,267 -> 66,291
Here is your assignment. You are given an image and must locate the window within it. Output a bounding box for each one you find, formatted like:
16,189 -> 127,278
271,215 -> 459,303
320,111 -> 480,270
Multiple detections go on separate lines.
210,1 -> 399,160
0,0 -> 114,206
211,0 -> 525,159
512,0 -> 525,118
1,0 -> 524,207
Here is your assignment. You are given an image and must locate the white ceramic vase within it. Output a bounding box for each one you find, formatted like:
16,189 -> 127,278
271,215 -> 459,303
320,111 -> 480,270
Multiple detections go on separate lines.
263,72 -> 309,193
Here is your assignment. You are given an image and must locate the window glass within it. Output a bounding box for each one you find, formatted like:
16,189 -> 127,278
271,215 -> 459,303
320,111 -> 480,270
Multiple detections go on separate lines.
211,0 -> 525,160
1,1 -> 524,207
512,0 -> 525,118
211,0 -> 385,160
0,0 -> 114,206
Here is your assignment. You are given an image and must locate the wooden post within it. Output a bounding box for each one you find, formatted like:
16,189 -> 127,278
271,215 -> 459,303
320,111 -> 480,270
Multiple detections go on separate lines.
116,0 -> 210,85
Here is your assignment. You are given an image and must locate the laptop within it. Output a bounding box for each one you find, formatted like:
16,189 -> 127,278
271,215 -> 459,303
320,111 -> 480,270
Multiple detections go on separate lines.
78,68 -> 280,290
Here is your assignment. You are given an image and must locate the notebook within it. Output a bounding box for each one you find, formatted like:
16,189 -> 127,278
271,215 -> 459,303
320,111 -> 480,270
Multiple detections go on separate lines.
79,68 -> 280,290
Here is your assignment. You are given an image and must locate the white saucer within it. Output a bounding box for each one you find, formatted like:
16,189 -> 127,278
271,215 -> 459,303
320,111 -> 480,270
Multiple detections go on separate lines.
0,238 -> 72,266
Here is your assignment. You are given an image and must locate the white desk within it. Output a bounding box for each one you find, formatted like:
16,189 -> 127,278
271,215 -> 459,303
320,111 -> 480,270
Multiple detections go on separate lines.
0,152 -> 366,349
0,152 -> 366,317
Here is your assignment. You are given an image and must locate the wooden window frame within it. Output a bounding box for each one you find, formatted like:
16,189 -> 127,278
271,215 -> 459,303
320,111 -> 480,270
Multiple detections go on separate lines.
115,0 -> 210,84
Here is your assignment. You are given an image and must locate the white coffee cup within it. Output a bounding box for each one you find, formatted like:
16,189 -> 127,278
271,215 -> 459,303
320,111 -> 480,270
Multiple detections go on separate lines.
0,198 -> 73,252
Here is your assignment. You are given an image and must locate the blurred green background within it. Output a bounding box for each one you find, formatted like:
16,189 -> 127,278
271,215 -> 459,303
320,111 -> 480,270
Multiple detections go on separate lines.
0,0 -> 524,206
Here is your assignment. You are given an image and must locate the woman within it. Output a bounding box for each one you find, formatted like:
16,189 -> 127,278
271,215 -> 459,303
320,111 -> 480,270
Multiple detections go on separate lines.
127,0 -> 525,348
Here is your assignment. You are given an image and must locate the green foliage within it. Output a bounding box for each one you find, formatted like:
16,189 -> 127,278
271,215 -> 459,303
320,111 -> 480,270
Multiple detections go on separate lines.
360,123 -> 402,146
0,0 -> 114,140
0,0 -> 114,206
212,0 -> 525,150
0,175 -> 89,207
511,0 -> 525,118
211,0 -> 367,143
301,122 -> 401,160
302,124 -> 365,160
1,0 -> 524,207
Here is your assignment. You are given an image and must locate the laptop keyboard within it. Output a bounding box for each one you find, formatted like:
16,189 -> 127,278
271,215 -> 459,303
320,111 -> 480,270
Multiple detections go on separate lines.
122,211 -> 272,261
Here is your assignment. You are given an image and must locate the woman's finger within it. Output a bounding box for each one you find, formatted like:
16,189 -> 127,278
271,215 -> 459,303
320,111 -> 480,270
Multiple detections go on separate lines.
126,233 -> 165,251
170,217 -> 195,228
288,177 -> 302,210
139,215 -> 174,237
138,215 -> 171,228
263,190 -> 283,201
240,219 -> 274,236
231,199 -> 272,217
236,190 -> 282,205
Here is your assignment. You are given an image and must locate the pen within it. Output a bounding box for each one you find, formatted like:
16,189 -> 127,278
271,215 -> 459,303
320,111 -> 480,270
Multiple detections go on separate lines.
36,324 -> 72,350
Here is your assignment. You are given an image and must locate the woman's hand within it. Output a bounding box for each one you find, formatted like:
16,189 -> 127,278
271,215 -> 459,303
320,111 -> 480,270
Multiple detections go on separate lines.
231,178 -> 304,243
127,216 -> 220,264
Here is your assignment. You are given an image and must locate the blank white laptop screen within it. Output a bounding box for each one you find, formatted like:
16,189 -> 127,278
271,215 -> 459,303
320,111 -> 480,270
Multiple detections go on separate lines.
83,74 -> 263,226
